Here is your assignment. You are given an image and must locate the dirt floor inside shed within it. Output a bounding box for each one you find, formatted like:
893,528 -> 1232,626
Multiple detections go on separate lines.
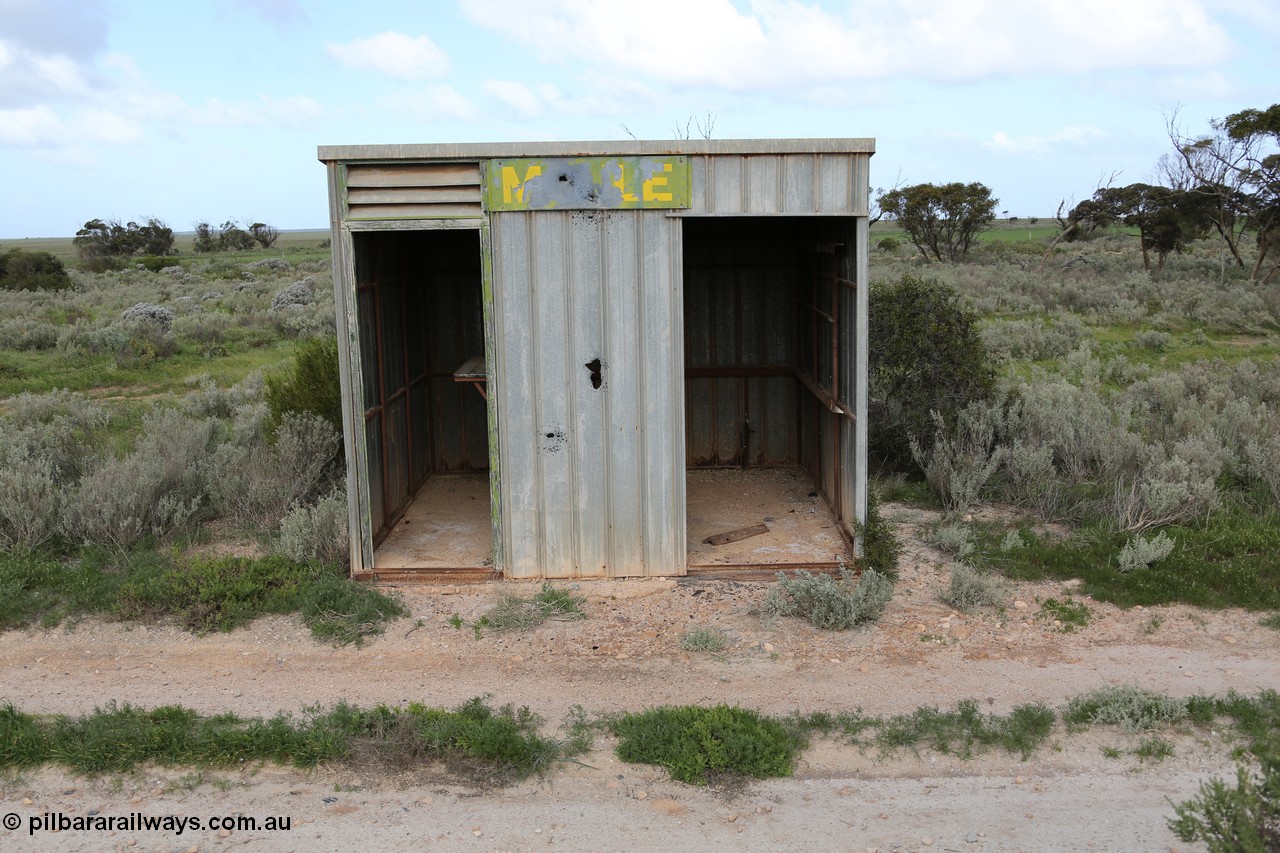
2,503 -> 1277,851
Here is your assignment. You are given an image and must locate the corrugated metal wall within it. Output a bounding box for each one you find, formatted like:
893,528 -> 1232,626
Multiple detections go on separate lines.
689,153 -> 869,215
489,209 -> 685,579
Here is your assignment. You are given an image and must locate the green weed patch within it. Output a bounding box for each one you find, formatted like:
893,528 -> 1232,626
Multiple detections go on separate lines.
0,697 -> 583,784
0,550 -> 404,645
609,705 -> 802,785
982,509 -> 1280,611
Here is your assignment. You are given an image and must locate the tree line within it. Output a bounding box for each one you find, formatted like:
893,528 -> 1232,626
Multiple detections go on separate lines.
71,217 -> 280,261
876,102 -> 1278,281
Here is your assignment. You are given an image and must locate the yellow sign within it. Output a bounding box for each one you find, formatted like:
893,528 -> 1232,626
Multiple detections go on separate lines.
487,156 -> 690,211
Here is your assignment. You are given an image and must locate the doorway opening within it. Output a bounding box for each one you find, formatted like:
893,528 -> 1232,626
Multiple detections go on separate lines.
682,217 -> 857,570
352,229 -> 493,570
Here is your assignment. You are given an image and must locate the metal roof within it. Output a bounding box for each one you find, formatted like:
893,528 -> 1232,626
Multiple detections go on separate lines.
318,138 -> 875,163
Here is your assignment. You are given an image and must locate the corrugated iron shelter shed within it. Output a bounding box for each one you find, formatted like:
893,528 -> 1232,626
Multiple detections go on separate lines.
318,138 -> 874,580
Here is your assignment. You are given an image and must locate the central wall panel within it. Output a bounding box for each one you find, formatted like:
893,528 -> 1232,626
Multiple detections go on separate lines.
490,209 -> 685,578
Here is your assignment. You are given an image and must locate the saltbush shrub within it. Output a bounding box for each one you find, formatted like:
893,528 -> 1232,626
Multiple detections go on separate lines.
61,408 -> 217,548
0,392 -> 107,553
1117,531 -> 1175,573
120,302 -> 175,332
204,411 -> 339,528
764,568 -> 892,630
912,402 -> 1005,513
275,486 -> 350,567
941,563 -> 1007,613
1169,759 -> 1280,852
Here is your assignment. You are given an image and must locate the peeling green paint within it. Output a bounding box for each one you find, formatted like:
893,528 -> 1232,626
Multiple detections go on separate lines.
479,215 -> 504,576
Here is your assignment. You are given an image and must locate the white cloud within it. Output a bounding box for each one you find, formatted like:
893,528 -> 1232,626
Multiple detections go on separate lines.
0,37 -> 93,106
0,0 -> 108,107
984,125 -> 1107,154
377,85 -> 477,122
0,103 -> 140,147
326,32 -> 449,80
460,0 -> 1234,91
0,105 -> 59,145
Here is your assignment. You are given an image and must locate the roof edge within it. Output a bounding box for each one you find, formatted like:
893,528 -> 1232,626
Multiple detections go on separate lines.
317,138 -> 875,163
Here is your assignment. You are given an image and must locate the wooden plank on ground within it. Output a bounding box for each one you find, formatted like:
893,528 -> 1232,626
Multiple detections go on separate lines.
703,523 -> 769,546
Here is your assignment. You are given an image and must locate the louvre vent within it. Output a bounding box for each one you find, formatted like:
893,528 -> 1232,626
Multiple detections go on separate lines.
344,162 -> 482,220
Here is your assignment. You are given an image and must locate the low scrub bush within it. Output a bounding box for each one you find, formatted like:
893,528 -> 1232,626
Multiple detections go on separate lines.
1117,531 -> 1175,573
981,314 -> 1089,362
1063,685 -> 1188,732
679,627 -> 728,652
912,402 -> 1004,513
274,485 -> 350,567
764,568 -> 892,630
61,408 -> 215,549
204,411 -> 339,528
941,563 -> 1006,613
1169,759 -> 1280,852
610,704 -> 802,785
0,318 -> 60,351
0,393 -> 107,552
925,521 -> 975,560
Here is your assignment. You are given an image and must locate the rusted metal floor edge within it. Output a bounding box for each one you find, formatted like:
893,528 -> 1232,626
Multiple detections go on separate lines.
353,567 -> 498,585
682,562 -> 846,582
353,562 -> 848,585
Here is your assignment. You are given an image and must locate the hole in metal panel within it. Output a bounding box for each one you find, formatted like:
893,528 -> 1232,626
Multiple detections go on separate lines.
585,357 -> 603,389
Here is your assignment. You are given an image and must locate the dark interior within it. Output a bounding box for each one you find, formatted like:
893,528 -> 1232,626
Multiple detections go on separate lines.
682,217 -> 852,516
354,229 -> 488,545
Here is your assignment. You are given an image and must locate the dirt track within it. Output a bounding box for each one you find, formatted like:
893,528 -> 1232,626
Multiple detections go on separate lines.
2,506 -> 1276,851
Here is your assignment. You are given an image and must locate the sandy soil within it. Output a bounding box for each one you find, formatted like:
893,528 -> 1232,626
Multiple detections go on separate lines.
2,504 -> 1277,851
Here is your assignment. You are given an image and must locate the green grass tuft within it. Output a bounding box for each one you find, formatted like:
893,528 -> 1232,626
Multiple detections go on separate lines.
1038,596 -> 1091,632
480,583 -> 586,635
873,700 -> 1055,760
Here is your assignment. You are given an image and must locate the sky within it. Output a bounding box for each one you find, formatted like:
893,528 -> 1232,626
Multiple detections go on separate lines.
2,0 -> 1278,239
